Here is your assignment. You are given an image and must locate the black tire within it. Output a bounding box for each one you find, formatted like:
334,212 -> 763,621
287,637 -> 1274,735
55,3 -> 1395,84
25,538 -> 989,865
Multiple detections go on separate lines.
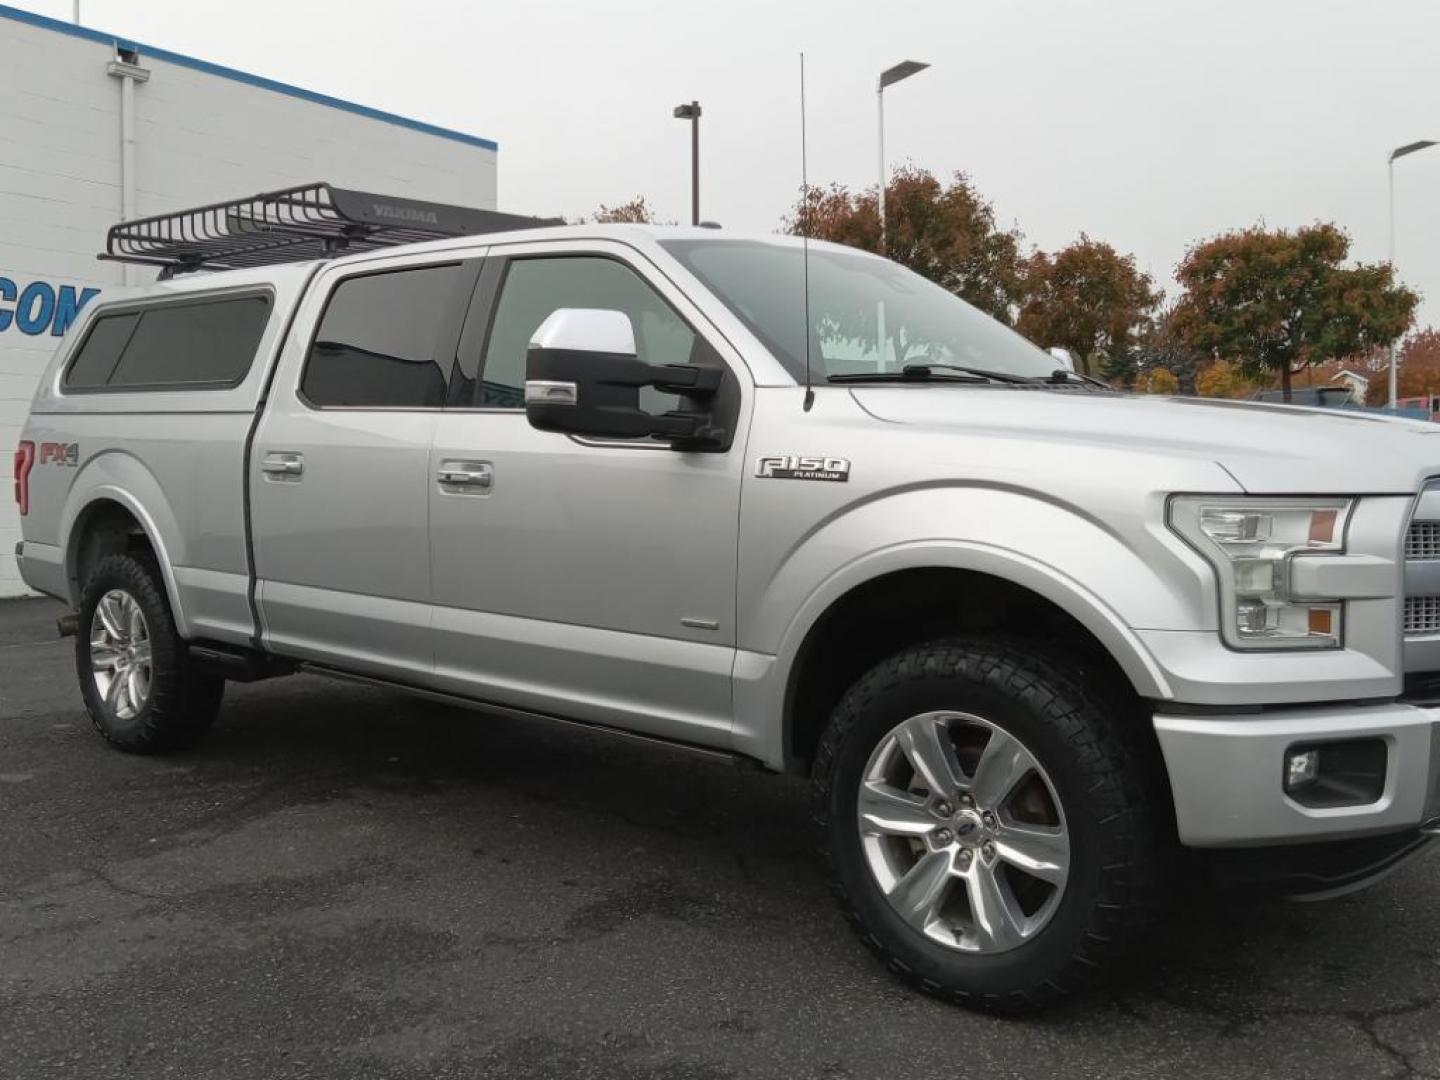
812,638 -> 1166,1014
76,552 -> 224,753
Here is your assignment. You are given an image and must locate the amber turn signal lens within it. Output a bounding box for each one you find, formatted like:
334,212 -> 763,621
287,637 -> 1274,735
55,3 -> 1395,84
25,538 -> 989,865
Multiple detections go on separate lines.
1309,509 -> 1338,545
1308,607 -> 1333,636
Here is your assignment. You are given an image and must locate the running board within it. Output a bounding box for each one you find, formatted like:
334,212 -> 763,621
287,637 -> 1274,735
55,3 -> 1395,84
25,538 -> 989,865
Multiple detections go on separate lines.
303,664 -> 752,768
190,643 -> 298,682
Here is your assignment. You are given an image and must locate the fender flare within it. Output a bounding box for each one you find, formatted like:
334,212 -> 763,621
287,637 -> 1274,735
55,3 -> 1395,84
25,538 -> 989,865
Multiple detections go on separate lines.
742,539 -> 1177,769
774,539 -> 1173,702
60,456 -> 191,639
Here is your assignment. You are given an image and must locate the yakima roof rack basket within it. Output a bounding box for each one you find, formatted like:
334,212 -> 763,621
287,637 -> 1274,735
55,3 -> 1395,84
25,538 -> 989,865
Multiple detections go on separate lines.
102,182 -> 559,277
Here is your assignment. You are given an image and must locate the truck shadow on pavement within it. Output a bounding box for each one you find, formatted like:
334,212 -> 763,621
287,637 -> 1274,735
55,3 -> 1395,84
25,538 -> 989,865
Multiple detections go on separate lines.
203,679 -> 1440,1022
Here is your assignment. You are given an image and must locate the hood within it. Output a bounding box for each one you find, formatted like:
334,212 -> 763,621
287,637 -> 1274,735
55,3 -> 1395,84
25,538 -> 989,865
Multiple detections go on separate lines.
850,387 -> 1440,495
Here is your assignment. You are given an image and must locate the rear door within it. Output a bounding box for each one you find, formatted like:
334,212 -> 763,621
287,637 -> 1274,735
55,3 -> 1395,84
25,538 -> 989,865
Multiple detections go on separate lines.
250,251 -> 480,680
427,240 -> 750,747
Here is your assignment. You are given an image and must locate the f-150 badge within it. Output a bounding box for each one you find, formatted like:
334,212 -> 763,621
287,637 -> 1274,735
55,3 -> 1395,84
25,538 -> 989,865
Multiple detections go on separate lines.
756,455 -> 850,482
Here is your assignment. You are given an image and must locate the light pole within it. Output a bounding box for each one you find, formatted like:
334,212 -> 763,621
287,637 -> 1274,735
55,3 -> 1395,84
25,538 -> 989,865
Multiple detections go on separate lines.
877,60 -> 929,252
1388,139 -> 1437,408
673,101 -> 702,226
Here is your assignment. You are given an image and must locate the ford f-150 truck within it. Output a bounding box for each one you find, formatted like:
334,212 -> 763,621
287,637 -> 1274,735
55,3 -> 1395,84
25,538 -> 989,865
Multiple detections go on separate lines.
14,184 -> 1440,1013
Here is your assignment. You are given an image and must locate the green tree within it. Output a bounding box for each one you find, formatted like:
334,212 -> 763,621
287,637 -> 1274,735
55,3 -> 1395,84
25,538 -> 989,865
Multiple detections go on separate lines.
785,167 -> 1026,322
1172,223 -> 1417,402
1121,305 -> 1207,393
1015,236 -> 1161,379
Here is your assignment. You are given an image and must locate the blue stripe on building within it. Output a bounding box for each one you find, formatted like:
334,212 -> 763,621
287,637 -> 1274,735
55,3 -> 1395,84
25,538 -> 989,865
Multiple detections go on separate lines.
0,3 -> 498,151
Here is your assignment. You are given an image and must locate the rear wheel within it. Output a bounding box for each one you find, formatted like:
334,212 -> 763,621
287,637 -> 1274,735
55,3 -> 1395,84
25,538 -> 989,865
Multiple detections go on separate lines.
813,638 -> 1165,1013
76,553 -> 224,753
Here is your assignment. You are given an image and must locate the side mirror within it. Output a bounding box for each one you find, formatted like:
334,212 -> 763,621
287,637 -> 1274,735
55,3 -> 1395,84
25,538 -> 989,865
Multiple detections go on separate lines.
524,308 -> 725,447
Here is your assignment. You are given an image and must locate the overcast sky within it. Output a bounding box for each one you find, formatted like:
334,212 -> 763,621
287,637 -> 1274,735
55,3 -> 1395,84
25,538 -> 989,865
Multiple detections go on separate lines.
24,0 -> 1440,326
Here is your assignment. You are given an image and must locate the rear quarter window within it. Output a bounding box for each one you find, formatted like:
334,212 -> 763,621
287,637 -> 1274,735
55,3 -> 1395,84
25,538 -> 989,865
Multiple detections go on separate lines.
63,294 -> 271,392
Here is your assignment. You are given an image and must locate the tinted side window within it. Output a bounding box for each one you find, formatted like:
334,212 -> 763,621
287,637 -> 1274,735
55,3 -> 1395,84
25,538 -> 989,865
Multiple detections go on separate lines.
64,312 -> 140,390
479,257 -> 696,411
110,297 -> 270,388
302,264 -> 463,408
63,297 -> 268,391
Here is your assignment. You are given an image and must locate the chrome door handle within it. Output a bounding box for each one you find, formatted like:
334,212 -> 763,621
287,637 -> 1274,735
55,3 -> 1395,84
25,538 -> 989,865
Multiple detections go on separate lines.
437,461 -> 493,489
261,452 -> 304,478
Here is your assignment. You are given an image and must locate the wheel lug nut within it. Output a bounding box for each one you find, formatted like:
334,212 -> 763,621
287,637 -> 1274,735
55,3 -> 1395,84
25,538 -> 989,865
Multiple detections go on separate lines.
934,801 -> 952,817
957,849 -> 973,868
982,812 -> 997,828
933,828 -> 953,845
959,794 -> 974,808
982,841 -> 996,858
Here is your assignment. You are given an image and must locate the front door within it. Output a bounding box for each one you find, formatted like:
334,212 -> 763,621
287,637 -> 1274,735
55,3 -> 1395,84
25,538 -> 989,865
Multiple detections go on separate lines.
251,253 -> 479,680
428,242 -> 750,748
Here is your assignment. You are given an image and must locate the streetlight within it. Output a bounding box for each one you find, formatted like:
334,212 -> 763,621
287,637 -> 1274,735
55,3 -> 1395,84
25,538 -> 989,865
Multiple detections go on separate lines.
673,101 -> 702,227
877,60 -> 929,251
1388,139 -> 1437,407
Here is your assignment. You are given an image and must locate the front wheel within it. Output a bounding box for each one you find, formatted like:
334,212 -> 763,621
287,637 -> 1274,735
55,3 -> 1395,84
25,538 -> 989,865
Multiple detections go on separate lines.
76,552 -> 224,753
813,639 -> 1166,1013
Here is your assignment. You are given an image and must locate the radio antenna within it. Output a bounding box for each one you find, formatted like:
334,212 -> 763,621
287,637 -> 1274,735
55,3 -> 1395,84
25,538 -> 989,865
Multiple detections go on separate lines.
799,53 -> 815,412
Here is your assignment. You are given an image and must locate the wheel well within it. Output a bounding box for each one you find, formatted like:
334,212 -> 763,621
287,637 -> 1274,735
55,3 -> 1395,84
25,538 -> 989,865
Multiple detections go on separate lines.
69,500 -> 157,601
784,567 -> 1147,773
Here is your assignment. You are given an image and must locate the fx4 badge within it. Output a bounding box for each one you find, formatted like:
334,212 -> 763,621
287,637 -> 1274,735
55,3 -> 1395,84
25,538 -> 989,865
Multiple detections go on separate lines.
755,455 -> 850,482
39,441 -> 79,467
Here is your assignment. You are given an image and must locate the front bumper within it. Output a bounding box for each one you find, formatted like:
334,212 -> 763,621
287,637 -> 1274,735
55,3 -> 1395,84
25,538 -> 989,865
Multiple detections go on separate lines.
1154,701 -> 1440,847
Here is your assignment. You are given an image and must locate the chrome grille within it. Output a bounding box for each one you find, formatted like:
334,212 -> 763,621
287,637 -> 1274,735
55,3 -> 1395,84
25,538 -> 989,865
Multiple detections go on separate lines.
1405,596 -> 1440,635
1407,521 -> 1440,560
1406,485 -> 1440,659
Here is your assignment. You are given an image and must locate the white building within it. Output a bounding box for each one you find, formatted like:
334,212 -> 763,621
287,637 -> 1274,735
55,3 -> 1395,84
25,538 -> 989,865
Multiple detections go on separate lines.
0,3 -> 499,595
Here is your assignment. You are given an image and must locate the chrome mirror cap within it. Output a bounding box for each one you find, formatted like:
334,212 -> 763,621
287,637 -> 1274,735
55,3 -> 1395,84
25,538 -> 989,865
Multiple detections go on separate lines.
529,308 -> 636,356
524,380 -> 579,407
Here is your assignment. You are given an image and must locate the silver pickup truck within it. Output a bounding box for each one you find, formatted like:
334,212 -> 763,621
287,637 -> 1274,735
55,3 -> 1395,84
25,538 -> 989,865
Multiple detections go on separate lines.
14,185 -> 1440,1013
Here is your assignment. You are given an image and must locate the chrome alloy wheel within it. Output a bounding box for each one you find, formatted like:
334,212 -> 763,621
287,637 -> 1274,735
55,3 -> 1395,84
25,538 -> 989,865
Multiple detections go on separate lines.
89,589 -> 154,721
857,711 -> 1070,954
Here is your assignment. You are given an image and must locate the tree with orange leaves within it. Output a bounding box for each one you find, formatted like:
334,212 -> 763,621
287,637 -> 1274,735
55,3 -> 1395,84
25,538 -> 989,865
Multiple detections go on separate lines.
589,196 -> 664,224
1016,236 -> 1161,380
1172,223 -> 1416,403
785,167 -> 1025,323
1366,329 -> 1440,405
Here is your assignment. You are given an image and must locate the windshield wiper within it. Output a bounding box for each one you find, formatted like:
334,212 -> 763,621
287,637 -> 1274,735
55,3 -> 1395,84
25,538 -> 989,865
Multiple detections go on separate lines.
1034,368 -> 1113,390
828,363 -> 1032,386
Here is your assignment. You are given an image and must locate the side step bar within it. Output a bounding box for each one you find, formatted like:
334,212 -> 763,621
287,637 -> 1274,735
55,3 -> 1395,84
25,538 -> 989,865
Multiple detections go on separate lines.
306,664 -> 754,768
53,613 -> 752,769
189,643 -> 298,682
57,615 -> 292,683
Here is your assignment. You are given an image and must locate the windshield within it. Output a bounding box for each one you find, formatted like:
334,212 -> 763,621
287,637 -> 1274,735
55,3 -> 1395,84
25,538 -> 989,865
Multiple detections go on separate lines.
660,239 -> 1058,383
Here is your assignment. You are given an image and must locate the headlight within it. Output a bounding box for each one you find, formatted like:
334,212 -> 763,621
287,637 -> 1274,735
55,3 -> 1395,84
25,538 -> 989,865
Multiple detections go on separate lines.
1168,496 -> 1353,650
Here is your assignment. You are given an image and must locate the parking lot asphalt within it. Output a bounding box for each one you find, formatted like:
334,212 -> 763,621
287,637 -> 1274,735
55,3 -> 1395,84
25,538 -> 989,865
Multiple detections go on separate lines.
3,595 -> 1440,1079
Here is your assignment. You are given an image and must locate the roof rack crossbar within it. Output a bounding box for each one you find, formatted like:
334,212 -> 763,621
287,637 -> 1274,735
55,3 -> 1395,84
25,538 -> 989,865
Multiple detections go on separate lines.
102,182 -> 561,275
